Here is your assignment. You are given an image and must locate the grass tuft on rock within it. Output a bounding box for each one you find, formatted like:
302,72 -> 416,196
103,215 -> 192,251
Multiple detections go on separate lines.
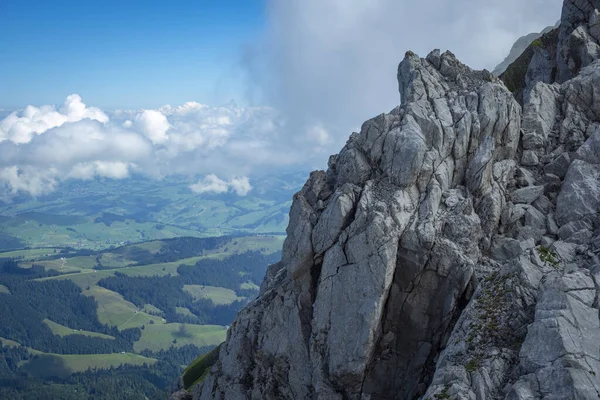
182,344 -> 222,390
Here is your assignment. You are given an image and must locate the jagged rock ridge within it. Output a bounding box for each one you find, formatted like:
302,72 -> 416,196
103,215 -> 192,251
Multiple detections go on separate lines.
189,1 -> 600,399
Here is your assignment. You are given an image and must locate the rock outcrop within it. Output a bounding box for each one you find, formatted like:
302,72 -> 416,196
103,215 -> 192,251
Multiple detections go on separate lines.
190,1 -> 600,399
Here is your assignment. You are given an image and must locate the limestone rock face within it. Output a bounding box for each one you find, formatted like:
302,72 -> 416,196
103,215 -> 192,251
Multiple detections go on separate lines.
557,0 -> 600,82
194,1 -> 600,399
198,50 -> 520,400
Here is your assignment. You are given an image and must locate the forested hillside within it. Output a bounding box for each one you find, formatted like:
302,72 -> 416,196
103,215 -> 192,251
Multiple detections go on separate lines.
0,235 -> 282,399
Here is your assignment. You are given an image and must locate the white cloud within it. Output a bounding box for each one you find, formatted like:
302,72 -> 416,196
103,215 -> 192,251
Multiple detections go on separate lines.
68,161 -> 130,180
230,176 -> 253,196
190,174 -> 230,194
0,94 -> 108,144
306,124 -> 332,147
0,166 -> 59,196
133,109 -> 170,145
190,174 -> 252,196
0,95 -> 299,197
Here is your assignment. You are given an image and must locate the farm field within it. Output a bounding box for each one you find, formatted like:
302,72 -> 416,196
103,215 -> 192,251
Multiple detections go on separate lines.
184,285 -> 243,305
133,323 -> 227,352
0,335 -> 157,376
84,286 -> 164,329
21,351 -> 157,377
55,352 -> 157,373
43,319 -> 116,340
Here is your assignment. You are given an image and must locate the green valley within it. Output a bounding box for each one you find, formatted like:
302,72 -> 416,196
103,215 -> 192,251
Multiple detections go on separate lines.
0,173 -> 304,251
0,233 -> 283,399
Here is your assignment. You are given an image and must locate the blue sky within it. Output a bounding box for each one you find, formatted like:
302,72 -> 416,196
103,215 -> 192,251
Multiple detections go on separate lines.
0,0 -> 265,110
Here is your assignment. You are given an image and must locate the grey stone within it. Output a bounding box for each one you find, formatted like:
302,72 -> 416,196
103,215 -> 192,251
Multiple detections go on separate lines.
506,204 -> 528,225
559,61 -> 600,149
515,166 -> 536,188
575,127 -> 600,164
198,49 -> 521,400
492,237 -> 523,261
532,195 -> 554,214
521,150 -> 539,166
558,220 -> 593,240
568,229 -> 593,245
551,241 -> 579,263
544,153 -> 571,179
522,82 -> 560,150
516,226 -> 545,243
547,213 -> 560,236
557,0 -> 600,82
512,186 -> 545,204
513,271 -> 600,399
541,173 -> 562,194
556,160 -> 600,226
525,46 -> 556,89
540,236 -> 555,247
169,390 -> 192,400
525,207 -> 547,231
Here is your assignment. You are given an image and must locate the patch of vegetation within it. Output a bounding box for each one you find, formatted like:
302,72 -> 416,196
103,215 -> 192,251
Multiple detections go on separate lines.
456,270 -> 529,383
0,259 -> 59,278
501,28 -> 559,102
465,356 -> 481,373
182,344 -> 222,390
93,250 -> 278,325
0,336 -> 21,348
0,233 -> 25,252
538,246 -> 560,268
139,343 -> 216,366
531,38 -> 543,47
434,385 -> 451,400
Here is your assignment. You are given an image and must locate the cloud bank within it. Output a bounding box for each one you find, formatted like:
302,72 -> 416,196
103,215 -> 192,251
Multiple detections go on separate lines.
246,0 -> 563,147
0,95 -> 326,197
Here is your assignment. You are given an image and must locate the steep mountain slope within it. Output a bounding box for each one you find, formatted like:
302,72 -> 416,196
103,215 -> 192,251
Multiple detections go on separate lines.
184,1 -> 600,399
493,23 -> 558,76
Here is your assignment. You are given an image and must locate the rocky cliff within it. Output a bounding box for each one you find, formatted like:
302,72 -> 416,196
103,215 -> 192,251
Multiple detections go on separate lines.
188,1 -> 600,399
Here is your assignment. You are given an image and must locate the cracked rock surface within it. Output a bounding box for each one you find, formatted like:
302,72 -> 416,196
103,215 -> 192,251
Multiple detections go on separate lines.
191,1 -> 600,399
